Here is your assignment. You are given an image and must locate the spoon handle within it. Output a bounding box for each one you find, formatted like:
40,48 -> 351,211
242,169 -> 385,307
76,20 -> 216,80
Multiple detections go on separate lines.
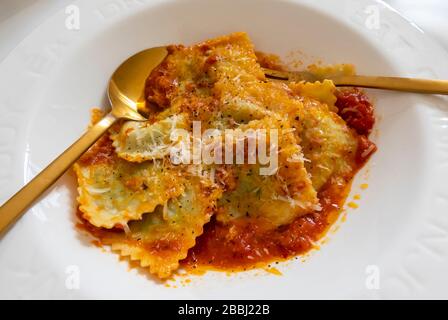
0,112 -> 117,235
332,75 -> 448,94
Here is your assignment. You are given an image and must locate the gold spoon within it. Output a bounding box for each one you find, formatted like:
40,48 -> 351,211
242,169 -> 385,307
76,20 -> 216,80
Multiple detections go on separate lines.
263,67 -> 448,94
0,47 -> 168,235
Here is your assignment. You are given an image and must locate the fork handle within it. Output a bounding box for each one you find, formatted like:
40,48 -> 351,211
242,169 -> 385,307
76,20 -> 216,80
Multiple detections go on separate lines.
332,75 -> 448,94
0,112 -> 117,236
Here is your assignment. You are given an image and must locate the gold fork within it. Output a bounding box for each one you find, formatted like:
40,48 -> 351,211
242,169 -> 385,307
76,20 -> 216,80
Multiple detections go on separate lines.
263,67 -> 448,94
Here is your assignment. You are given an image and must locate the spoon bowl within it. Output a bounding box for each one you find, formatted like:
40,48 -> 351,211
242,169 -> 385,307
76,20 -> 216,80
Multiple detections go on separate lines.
109,46 -> 168,120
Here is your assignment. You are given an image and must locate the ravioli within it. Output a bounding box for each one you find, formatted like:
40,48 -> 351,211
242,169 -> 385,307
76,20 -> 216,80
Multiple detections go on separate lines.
110,114 -> 189,163
144,32 -> 267,128
93,176 -> 221,278
74,136 -> 186,229
288,81 -> 359,190
216,116 -> 319,227
244,61 -> 360,191
204,34 -> 319,224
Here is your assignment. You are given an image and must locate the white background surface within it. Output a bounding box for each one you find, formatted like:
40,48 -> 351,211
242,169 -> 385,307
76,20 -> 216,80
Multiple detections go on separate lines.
0,0 -> 447,61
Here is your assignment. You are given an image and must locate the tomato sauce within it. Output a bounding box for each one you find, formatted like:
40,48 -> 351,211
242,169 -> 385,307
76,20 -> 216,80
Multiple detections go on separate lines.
334,89 -> 377,164
145,46 -> 179,109
78,135 -> 115,166
335,88 -> 375,135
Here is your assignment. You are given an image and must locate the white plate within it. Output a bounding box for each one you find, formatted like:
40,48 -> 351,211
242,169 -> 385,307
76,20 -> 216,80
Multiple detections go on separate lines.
0,0 -> 447,299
